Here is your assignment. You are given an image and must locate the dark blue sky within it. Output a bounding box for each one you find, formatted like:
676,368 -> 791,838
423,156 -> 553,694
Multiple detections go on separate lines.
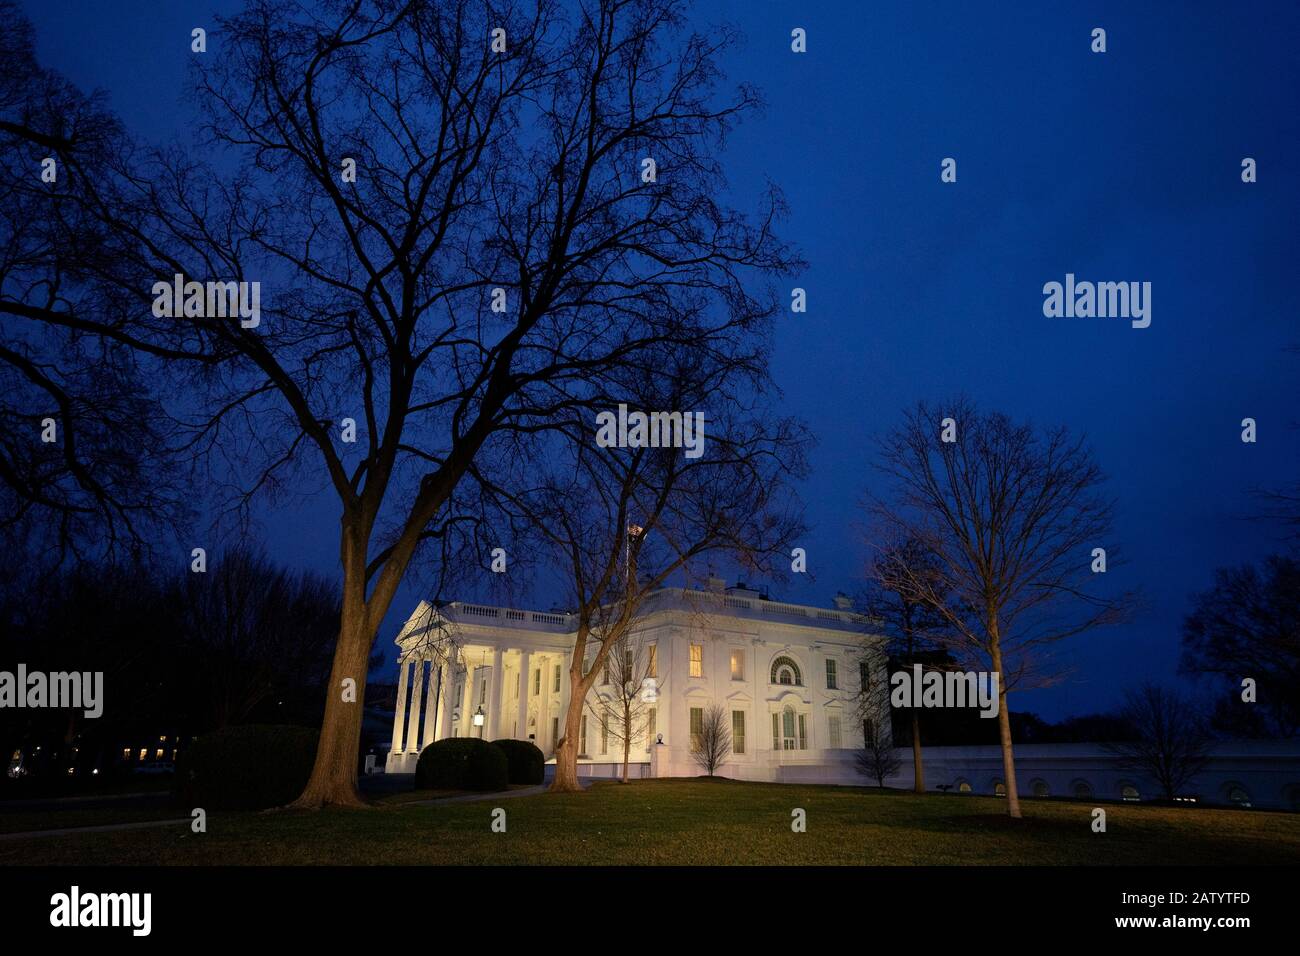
24,1 -> 1299,720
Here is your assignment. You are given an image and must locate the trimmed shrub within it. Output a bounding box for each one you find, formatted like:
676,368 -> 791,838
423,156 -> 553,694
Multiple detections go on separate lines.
491,739 -> 545,785
175,724 -> 318,811
415,738 -> 508,792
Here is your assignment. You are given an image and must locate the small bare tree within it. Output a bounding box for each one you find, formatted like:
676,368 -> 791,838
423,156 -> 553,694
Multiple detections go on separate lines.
854,665 -> 900,787
1104,683 -> 1212,801
691,704 -> 731,776
870,399 -> 1132,818
588,629 -> 658,783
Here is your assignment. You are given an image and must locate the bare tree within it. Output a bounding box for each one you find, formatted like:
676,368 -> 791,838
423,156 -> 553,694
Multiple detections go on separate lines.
6,0 -> 800,806
1181,555 -> 1300,738
690,704 -> 731,776
483,384 -> 807,792
861,536 -> 951,793
869,398 -> 1132,818
588,629 -> 658,783
0,3 -> 185,561
1104,683 -> 1212,801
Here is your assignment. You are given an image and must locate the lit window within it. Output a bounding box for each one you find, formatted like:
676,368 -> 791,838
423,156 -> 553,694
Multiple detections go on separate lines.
690,707 -> 704,750
732,710 -> 746,754
159,735 -> 167,743
155,748 -> 165,760
138,748 -> 148,761
646,645 -> 657,679
121,748 -> 131,761
958,780 -> 972,793
828,715 -> 842,749
730,649 -> 745,680
825,658 -> 838,690
689,644 -> 703,677
994,781 -> 1006,797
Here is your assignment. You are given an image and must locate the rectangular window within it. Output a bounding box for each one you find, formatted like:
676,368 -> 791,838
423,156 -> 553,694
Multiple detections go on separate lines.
580,715 -> 588,756
732,710 -> 746,754
552,717 -> 559,748
828,715 -> 842,749
825,658 -> 838,690
554,664 -> 561,693
798,714 -> 807,750
121,748 -> 131,761
600,717 -> 608,754
690,707 -> 704,750
859,661 -> 870,690
646,707 -> 657,751
730,649 -> 745,680
602,659 -> 610,684
689,643 -> 703,677
771,713 -> 780,750
647,644 -> 658,678
533,668 -> 541,696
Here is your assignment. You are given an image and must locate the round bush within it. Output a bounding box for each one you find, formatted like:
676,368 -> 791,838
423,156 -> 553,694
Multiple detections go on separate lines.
415,738 -> 508,791
176,724 -> 318,810
491,739 -> 545,785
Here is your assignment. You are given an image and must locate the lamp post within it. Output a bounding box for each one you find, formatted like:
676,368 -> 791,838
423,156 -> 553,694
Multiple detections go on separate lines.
473,705 -> 485,736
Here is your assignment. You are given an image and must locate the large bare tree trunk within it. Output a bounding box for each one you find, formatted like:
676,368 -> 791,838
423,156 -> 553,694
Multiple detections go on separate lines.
290,529 -> 373,809
990,638 -> 1021,818
910,710 -> 924,793
551,673 -> 586,793
621,710 -> 631,783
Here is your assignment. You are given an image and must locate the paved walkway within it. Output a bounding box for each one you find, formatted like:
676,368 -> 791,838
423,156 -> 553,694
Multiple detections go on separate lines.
402,783 -> 577,806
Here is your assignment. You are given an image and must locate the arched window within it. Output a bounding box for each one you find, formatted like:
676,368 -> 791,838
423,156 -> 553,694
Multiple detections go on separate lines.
1120,784 -> 1140,802
957,780 -> 972,793
1031,779 -> 1050,798
993,780 -> 1006,797
1072,780 -> 1093,799
770,656 -> 802,686
1226,784 -> 1251,808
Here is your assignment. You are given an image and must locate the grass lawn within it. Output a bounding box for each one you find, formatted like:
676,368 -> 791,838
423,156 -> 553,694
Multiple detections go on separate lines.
2,778 -> 1299,866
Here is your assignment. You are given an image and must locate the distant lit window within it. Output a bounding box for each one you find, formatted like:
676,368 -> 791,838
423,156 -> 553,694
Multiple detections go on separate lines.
138,748 -> 148,761
994,781 -> 1006,797
690,644 -> 703,678
957,780 -> 972,793
730,649 -> 745,681
646,645 -> 657,679
122,748 -> 131,761
156,748 -> 165,760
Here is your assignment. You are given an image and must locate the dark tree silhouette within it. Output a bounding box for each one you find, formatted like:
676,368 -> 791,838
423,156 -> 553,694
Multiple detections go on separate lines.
1181,555 -> 1300,738
1103,683 -> 1212,801
868,398 -> 1132,818
5,0 -> 799,806
690,704 -> 731,776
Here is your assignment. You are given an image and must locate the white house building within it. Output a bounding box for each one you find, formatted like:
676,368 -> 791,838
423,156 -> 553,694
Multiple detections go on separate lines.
385,583 -> 886,782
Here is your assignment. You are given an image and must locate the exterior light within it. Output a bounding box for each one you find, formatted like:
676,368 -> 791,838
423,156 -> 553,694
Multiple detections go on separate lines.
473,705 -> 485,727
655,733 -> 664,746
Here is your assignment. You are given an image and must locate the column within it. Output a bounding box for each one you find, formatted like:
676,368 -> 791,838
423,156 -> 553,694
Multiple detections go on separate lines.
460,659 -> 475,737
390,657 -> 410,754
406,658 -> 425,752
437,660 -> 456,741
486,647 -> 505,739
538,655 -> 550,748
421,658 -> 439,746
516,649 -> 531,741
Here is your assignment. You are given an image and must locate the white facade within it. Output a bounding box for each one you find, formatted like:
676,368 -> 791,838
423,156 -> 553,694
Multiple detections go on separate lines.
385,586 -> 887,781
